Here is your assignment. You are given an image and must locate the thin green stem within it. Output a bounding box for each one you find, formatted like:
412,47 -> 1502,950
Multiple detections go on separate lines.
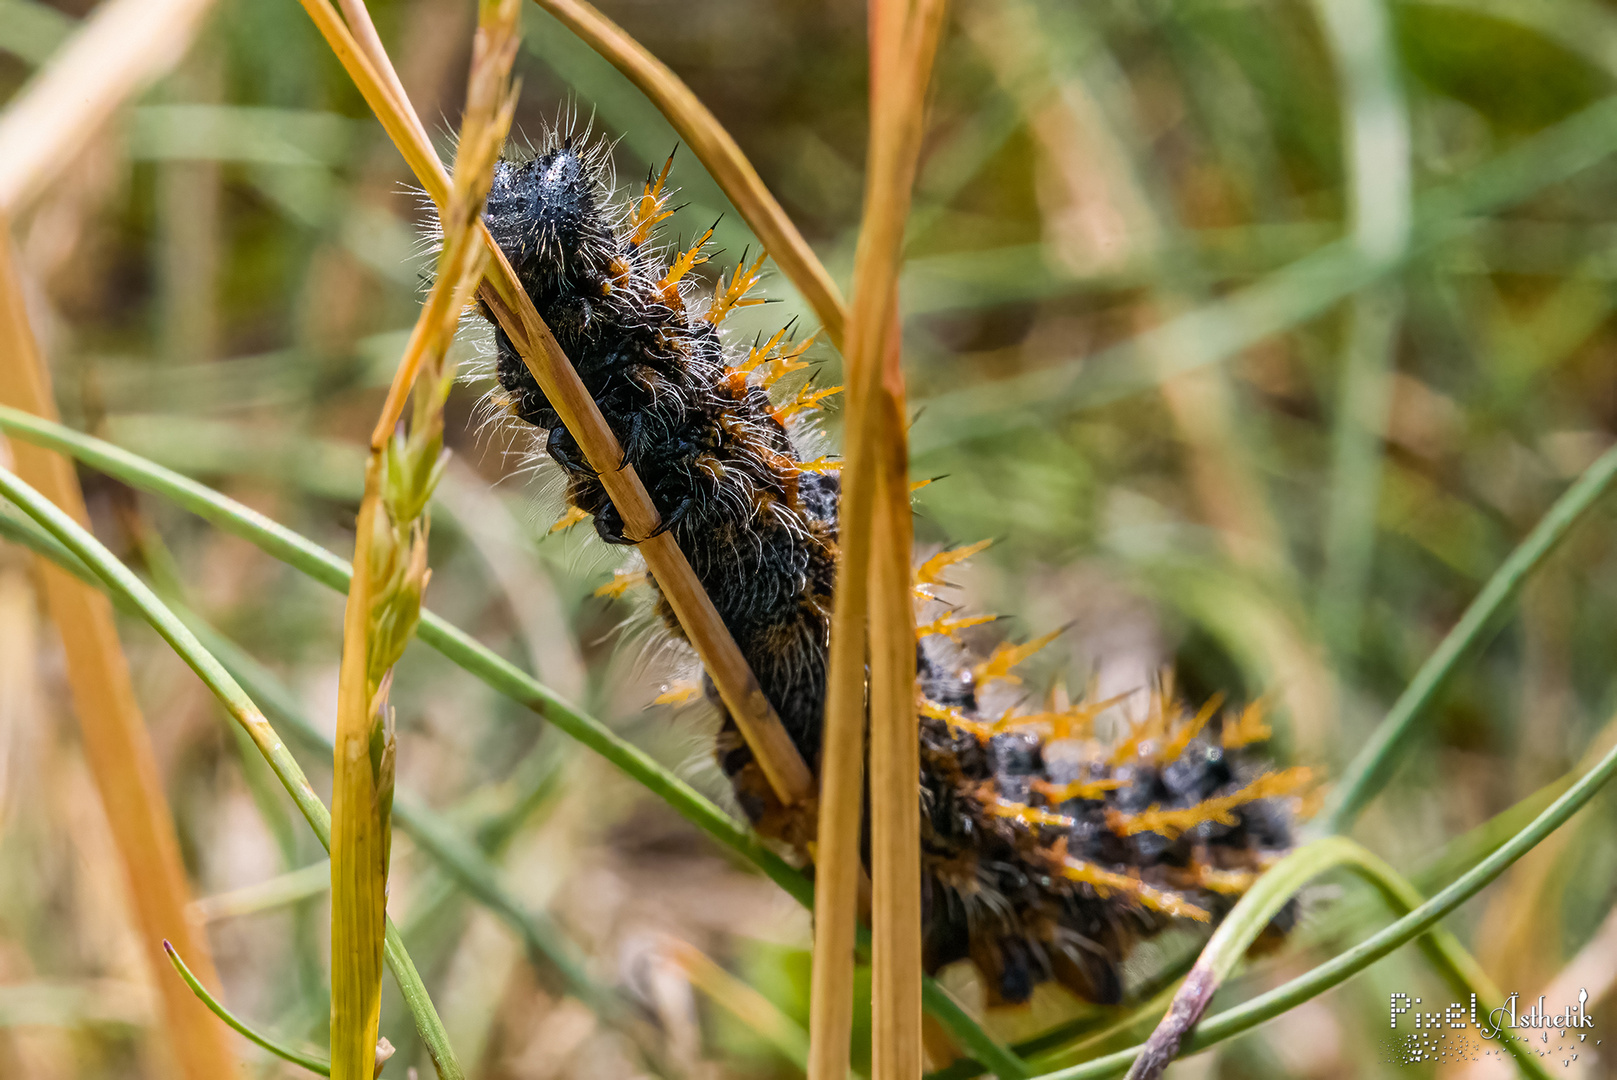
1029,732 -> 1617,1079
0,464 -> 464,1080
164,942 -> 331,1076
1323,440 -> 1617,832
0,410 -> 1017,1070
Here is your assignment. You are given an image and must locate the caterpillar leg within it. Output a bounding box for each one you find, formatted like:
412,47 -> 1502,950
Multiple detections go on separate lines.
546,426 -> 596,477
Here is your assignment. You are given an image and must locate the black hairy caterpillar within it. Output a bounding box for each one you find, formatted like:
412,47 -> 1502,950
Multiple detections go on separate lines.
472,129 -> 1311,1007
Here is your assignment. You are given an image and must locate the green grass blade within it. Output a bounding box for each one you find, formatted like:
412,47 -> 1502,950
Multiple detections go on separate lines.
1323,440 -> 1617,832
164,942 -> 332,1076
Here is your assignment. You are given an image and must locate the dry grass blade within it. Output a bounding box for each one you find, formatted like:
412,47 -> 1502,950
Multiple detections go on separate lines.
532,0 -> 849,348
0,228 -> 238,1078
296,0 -> 813,809
0,0 -> 217,215
329,3 -> 519,1077
810,3 -> 948,1078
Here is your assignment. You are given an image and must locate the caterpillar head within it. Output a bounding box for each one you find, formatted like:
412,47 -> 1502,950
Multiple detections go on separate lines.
483,145 -> 606,282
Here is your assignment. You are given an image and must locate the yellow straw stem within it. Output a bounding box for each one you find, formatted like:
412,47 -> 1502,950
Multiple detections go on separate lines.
329,456 -> 391,1080
810,2 -> 949,1078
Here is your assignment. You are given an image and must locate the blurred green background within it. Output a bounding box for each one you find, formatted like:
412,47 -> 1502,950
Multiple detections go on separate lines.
2,0 -> 1617,1076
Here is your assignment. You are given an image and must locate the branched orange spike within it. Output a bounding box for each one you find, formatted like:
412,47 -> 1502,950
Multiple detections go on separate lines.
1058,857 -> 1210,921
1192,864 -> 1256,895
1105,766 -> 1316,839
760,352 -> 812,391
1110,688 -> 1177,765
1032,776 -> 1127,802
705,249 -> 769,325
658,225 -> 715,302
755,331 -> 817,389
772,382 -> 841,423
1160,692 -> 1225,763
1222,698 -> 1273,749
594,570 -> 650,599
1051,693 -> 1128,740
629,150 -> 678,245
910,475 -> 946,492
738,327 -> 789,376
549,505 -> 590,534
914,612 -> 998,641
797,456 -> 843,474
919,699 -> 994,742
1000,694 -> 1122,742
914,539 -> 993,598
973,627 -> 1064,687
653,681 -> 702,706
990,798 -> 1076,830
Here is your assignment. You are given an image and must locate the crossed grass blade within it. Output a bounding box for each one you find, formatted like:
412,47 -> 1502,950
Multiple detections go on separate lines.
0,498 -> 670,1070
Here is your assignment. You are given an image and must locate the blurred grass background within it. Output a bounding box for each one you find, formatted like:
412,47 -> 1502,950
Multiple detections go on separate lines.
3,0 -> 1617,1076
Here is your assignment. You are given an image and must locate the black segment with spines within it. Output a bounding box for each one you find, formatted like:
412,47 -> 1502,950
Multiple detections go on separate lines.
472,130 -> 1305,1007
481,138 -> 838,780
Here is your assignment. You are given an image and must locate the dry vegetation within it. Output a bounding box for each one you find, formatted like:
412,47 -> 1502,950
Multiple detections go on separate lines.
2,0 -> 1617,1078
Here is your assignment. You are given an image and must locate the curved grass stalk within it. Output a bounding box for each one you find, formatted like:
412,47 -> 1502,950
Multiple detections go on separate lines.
164,943 -> 332,1076
1122,836 -> 1551,1080
529,0 -> 848,349
0,223 -> 238,1079
0,464 -> 463,1080
0,408 -> 1021,1071
1323,439 -> 1617,832
1028,731 -> 1617,1080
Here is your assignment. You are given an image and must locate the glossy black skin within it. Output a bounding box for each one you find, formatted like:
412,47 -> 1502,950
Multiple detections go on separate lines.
482,147 -> 838,766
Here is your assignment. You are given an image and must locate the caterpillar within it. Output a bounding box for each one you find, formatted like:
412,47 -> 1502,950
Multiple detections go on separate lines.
473,129 -> 1310,1007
